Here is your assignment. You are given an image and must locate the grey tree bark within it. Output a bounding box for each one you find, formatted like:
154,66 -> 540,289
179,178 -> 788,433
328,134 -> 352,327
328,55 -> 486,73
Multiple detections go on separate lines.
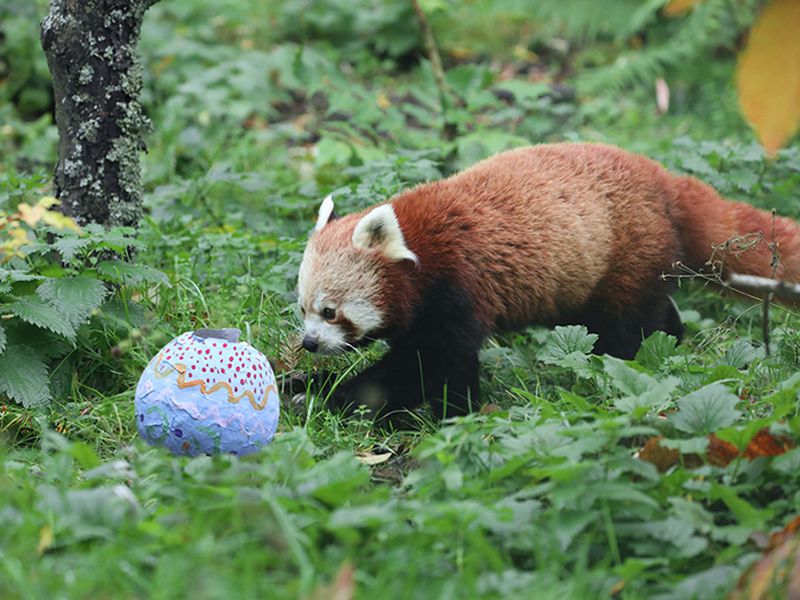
40,0 -> 160,227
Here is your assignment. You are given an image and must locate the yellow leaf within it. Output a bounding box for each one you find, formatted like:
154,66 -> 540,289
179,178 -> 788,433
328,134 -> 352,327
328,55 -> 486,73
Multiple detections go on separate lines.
355,452 -> 392,466
37,196 -> 60,209
37,525 -> 54,555
41,210 -> 81,232
7,226 -> 30,248
17,203 -> 45,227
663,0 -> 704,17
1,225 -> 33,261
737,0 -> 800,156
376,92 -> 391,110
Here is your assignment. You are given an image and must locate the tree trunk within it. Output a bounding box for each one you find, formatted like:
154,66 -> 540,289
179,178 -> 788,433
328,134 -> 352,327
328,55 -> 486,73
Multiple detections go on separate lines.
40,0 -> 160,228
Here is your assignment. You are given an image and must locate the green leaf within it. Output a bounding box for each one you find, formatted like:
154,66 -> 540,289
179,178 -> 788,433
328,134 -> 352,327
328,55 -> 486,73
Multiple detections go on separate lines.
314,137 -> 353,166
653,565 -> 741,600
762,373 -> 800,419
614,376 -> 680,415
634,331 -> 678,370
37,276 -> 107,328
661,436 -> 709,454
0,268 -> 45,283
0,323 -> 6,354
710,484 -> 769,528
630,517 -> 708,558
722,340 -> 761,368
96,260 -> 170,286
295,452 -> 369,506
603,356 -> 680,414
703,364 -> 746,384
6,295 -> 77,343
772,447 -> 800,476
603,356 -> 658,396
0,344 -> 52,407
51,237 -> 92,262
495,80 -> 550,102
69,442 -> 102,470
539,325 -> 598,364
670,383 -> 742,436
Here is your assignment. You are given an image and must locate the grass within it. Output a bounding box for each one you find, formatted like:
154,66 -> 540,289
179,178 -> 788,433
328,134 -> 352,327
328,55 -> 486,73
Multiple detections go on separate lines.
2,0 -> 800,598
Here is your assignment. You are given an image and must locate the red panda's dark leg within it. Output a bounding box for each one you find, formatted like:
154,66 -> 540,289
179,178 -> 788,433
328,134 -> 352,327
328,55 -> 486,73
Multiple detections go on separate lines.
328,279 -> 484,422
582,294 -> 684,359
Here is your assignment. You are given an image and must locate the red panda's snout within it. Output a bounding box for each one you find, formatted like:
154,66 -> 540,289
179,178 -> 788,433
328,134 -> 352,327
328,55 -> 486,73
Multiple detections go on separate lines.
300,300 -> 384,354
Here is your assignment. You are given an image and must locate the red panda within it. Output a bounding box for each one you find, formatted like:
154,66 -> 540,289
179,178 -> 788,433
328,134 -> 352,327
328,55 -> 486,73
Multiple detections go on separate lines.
296,142 -> 800,420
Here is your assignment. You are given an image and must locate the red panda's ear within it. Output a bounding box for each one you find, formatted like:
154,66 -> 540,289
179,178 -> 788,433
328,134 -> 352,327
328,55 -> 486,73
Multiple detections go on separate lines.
314,195 -> 338,231
352,204 -> 418,263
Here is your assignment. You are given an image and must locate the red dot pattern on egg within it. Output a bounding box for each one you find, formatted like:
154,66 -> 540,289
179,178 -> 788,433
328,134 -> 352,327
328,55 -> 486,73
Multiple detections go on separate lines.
162,332 -> 273,402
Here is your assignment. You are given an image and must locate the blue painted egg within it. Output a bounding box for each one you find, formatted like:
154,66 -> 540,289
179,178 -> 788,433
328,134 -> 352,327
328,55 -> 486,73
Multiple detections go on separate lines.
134,329 -> 279,456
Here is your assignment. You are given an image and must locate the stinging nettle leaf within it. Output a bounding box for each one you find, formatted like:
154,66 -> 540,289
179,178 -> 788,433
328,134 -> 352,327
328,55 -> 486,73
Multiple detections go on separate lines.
6,295 -> 77,343
671,383 -> 742,436
37,276 -> 108,328
96,260 -> 170,287
51,237 -> 92,262
0,268 -> 45,283
0,344 -> 52,408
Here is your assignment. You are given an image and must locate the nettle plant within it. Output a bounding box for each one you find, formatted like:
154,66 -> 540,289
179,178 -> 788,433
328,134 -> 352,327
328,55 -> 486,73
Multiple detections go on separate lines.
0,195 -> 167,408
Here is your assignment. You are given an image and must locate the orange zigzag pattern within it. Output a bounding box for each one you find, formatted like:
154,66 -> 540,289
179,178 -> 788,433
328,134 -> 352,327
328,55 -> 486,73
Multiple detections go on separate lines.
151,352 -> 275,411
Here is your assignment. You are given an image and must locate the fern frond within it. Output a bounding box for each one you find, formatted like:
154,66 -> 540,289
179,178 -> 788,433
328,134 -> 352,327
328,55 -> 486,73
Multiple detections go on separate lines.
577,0 -> 766,94
523,0 -> 667,40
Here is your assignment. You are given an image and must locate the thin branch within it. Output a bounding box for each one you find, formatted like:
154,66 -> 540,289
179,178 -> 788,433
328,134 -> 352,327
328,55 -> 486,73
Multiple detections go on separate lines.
409,0 -> 455,139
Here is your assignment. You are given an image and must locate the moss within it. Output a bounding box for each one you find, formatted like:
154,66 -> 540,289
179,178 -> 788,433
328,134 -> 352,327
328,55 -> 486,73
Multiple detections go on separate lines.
78,64 -> 94,85
62,158 -> 83,178
120,61 -> 143,97
77,117 -> 100,143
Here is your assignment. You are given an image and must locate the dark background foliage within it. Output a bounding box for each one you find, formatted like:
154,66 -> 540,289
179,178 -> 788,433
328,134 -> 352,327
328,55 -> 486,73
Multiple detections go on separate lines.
1,1 -> 799,598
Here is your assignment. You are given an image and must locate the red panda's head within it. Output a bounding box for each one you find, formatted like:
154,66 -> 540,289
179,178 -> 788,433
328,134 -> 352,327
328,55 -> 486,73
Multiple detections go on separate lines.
297,196 -> 418,353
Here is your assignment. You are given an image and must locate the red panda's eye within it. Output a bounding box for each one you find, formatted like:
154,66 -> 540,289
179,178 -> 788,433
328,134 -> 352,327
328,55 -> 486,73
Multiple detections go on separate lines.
300,306 -> 306,317
322,307 -> 336,321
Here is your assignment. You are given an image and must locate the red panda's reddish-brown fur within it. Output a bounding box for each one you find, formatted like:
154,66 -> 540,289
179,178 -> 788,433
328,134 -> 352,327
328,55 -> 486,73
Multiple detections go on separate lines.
299,142 -> 800,420
385,143 -> 800,333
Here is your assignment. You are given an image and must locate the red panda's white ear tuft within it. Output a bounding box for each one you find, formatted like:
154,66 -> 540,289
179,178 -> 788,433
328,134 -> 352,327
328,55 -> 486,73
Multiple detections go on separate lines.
314,195 -> 336,232
352,204 -> 418,263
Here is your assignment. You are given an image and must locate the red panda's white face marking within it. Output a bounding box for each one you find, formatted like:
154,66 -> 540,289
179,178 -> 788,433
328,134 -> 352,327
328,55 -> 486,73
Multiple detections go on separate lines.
297,199 -> 416,354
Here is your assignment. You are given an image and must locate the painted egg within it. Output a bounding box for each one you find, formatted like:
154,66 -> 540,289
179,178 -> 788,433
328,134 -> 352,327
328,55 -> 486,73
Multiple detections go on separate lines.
134,329 -> 279,456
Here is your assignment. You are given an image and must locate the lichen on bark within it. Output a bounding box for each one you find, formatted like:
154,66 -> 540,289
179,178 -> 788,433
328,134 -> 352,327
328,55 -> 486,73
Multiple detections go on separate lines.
40,0 -> 161,227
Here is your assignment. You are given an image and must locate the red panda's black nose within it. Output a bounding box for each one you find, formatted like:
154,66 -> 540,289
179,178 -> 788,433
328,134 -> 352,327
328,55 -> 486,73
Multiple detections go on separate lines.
302,335 -> 319,353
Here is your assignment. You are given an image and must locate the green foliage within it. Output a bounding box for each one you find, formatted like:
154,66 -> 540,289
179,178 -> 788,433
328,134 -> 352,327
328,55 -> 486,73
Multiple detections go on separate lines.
577,0 -> 764,94
526,0 -> 665,41
0,0 -> 52,117
276,0 -> 422,58
0,0 -> 799,598
671,383 -> 743,435
0,176 -> 167,409
0,345 -> 50,407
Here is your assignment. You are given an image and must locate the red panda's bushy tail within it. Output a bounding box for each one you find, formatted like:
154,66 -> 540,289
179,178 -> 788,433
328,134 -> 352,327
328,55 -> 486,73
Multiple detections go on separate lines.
671,175 -> 800,284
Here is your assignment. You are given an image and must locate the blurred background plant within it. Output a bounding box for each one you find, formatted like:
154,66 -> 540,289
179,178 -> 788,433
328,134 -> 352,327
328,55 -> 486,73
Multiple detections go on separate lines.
1,1 -> 800,598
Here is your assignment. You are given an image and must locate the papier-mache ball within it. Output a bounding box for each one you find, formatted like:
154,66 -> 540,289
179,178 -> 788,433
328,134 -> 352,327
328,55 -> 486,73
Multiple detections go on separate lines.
134,328 -> 279,456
